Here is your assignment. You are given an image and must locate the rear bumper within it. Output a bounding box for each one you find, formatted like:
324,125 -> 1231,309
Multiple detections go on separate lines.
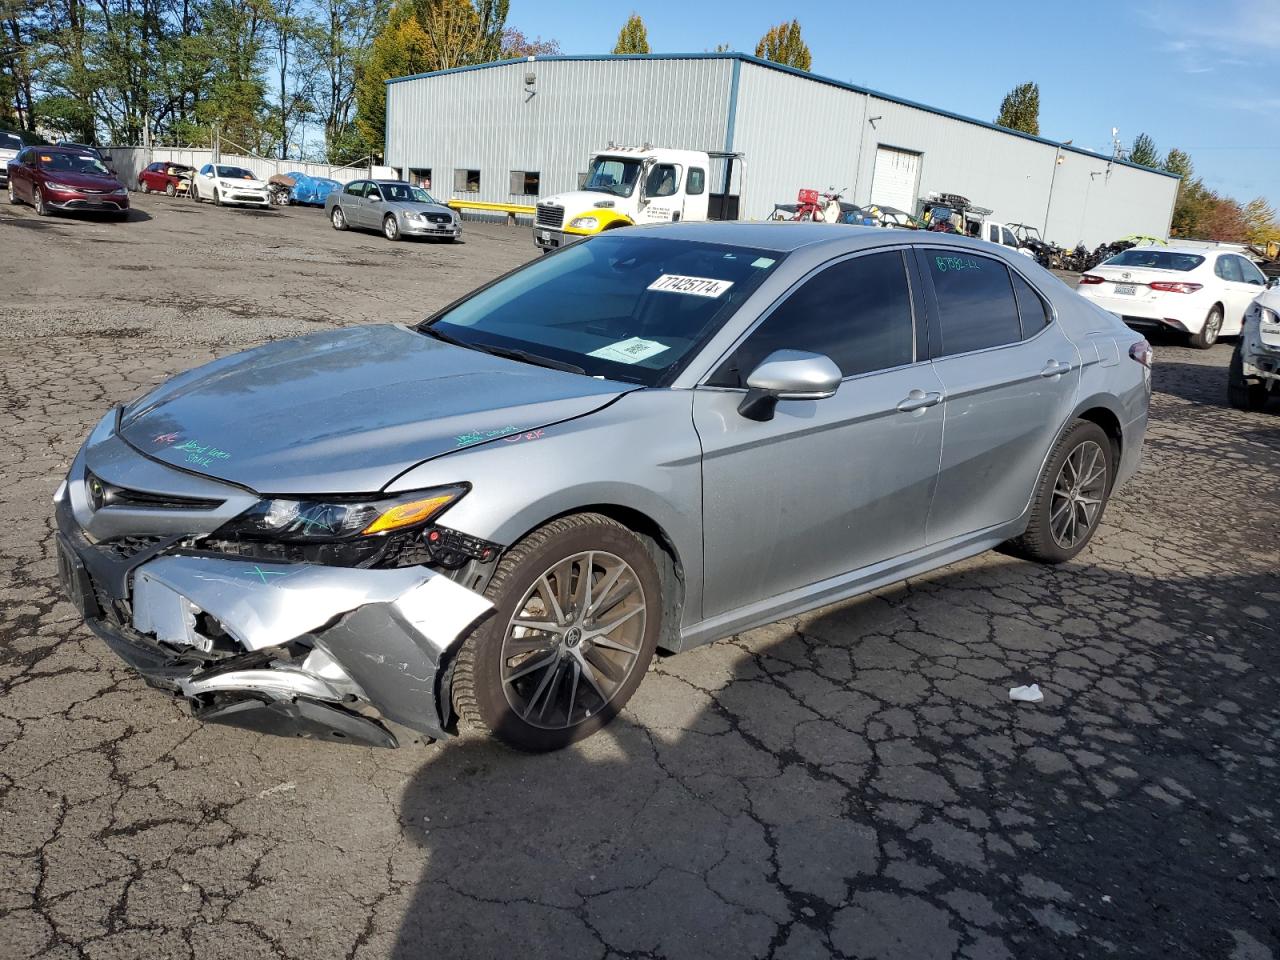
1077,291 -> 1205,333
55,491 -> 492,746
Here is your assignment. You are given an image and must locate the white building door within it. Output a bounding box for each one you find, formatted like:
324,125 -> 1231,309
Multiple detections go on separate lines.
870,147 -> 921,212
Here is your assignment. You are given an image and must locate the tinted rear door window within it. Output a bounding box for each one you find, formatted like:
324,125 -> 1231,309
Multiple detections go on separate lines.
924,249 -> 1022,356
710,250 -> 915,385
1011,271 -> 1051,336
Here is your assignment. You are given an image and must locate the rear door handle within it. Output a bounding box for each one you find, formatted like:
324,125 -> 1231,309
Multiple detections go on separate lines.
1040,359 -> 1073,377
896,389 -> 943,413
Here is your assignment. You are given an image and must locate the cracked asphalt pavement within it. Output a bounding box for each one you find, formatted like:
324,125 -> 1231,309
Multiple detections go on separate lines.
2,194 -> 1278,960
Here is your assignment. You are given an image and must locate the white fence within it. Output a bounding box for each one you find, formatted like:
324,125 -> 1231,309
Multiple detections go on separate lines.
103,146 -> 399,189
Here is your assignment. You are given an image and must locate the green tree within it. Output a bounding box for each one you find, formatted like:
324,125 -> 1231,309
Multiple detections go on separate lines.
1243,196 -> 1279,244
1128,132 -> 1159,167
755,19 -> 810,70
1162,147 -> 1193,179
612,12 -> 648,54
994,81 -> 1039,135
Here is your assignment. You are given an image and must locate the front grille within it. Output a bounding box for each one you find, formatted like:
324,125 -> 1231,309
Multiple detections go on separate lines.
95,535 -> 167,562
426,213 -> 451,225
536,204 -> 564,228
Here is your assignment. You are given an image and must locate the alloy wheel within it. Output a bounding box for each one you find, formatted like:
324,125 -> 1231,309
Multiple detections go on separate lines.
332,207 -> 344,229
384,216 -> 398,240
500,550 -> 647,730
1204,309 -> 1222,345
7,181 -> 15,204
33,186 -> 45,215
1049,440 -> 1107,550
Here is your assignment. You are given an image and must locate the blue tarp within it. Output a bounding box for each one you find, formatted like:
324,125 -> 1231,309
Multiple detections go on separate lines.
285,172 -> 341,206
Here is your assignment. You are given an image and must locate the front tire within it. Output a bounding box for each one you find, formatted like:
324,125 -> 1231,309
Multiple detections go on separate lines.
7,180 -> 19,205
451,513 -> 661,752
1008,419 -> 1113,564
33,185 -> 48,216
165,181 -> 176,197
1190,305 -> 1223,349
383,214 -> 400,241
1228,343 -> 1270,411
140,179 -> 150,194
213,189 -> 222,207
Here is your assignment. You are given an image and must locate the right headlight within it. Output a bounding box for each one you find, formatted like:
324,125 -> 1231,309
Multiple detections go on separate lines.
214,485 -> 468,543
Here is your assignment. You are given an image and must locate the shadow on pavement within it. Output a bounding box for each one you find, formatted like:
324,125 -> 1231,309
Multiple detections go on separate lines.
390,553 -> 1280,960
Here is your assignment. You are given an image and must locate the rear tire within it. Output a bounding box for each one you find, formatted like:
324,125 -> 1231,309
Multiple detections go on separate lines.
451,513 -> 661,752
331,206 -> 347,230
1228,343 -> 1270,411
1190,305 -> 1223,349
1008,419 -> 1113,564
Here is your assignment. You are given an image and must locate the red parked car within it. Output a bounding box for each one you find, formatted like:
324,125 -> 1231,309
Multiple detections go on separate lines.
5,145 -> 130,219
138,160 -> 193,197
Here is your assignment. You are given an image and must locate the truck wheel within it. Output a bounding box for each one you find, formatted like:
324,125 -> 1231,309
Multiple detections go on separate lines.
451,513 -> 661,752
1228,343 -> 1269,411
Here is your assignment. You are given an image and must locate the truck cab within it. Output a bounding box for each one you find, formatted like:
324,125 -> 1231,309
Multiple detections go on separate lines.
533,146 -> 712,252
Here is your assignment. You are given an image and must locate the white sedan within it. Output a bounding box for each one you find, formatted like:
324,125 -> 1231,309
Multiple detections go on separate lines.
1077,246 -> 1269,348
190,164 -> 271,208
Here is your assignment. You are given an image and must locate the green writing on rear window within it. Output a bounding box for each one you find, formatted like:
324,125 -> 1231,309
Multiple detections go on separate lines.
934,256 -> 981,273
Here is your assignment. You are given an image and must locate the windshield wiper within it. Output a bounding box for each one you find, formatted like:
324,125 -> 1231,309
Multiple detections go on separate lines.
480,344 -> 587,376
417,325 -> 586,376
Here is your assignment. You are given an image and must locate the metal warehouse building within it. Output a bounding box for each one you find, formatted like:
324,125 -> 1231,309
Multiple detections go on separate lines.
385,53 -> 1179,247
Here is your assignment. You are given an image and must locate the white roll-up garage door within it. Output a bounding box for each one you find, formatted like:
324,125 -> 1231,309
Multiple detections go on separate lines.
870,147 -> 921,212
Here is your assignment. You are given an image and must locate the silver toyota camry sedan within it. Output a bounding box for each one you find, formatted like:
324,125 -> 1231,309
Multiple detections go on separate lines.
55,223 -> 1151,752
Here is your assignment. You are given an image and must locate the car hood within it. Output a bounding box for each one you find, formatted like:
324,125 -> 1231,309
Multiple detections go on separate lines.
539,190 -> 630,216
119,325 -> 633,495
42,170 -> 123,191
387,200 -> 454,216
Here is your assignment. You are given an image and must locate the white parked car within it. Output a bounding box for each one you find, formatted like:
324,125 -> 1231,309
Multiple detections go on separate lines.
190,164 -> 271,208
1229,281 -> 1280,410
1077,246 -> 1269,348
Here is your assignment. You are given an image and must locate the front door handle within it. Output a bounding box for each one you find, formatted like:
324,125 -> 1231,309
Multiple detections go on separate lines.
896,389 -> 943,413
1040,359 -> 1073,378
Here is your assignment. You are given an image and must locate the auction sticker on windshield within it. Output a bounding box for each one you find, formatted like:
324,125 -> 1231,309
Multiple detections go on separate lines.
648,274 -> 735,298
588,337 -> 671,365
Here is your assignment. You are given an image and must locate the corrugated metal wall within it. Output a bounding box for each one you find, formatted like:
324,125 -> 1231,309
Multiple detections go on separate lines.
386,58 -> 734,203
733,61 -> 1178,246
385,56 -> 1179,247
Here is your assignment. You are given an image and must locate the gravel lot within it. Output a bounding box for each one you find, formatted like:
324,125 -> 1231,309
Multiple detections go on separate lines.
2,193 -> 1278,960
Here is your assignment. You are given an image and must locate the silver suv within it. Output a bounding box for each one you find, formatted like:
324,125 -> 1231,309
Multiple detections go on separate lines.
56,224 -> 1151,751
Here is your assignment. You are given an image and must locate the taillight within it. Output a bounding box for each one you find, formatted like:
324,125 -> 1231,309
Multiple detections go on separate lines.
1149,281 -> 1202,294
1129,339 -> 1153,368
1078,274 -> 1105,285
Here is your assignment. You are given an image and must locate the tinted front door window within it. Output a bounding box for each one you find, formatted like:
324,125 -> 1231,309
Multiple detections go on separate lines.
712,250 -> 914,385
925,250 -> 1022,355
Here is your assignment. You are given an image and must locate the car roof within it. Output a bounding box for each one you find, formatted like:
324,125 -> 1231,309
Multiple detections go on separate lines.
39,145 -> 101,155
629,220 -> 1011,255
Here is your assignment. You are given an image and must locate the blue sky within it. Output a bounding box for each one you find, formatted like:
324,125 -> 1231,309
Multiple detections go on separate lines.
508,0 -> 1279,209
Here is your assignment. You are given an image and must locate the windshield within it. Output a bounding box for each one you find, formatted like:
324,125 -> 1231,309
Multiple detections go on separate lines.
410,186 -> 436,204
0,132 -> 21,150
379,182 -> 424,202
215,166 -> 256,180
1104,249 -> 1204,272
40,152 -> 109,175
423,234 -> 786,386
584,156 -> 642,197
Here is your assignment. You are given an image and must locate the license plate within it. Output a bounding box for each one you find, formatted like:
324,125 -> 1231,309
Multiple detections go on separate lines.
539,230 -> 550,241
1113,283 -> 1136,296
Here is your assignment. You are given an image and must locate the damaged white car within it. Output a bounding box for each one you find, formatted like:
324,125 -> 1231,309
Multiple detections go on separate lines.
1229,282 -> 1280,411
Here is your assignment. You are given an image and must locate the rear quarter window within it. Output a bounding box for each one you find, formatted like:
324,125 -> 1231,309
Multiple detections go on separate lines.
924,250 -> 1022,356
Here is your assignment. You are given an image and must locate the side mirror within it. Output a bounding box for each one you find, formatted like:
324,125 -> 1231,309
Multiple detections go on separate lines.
738,349 -> 842,421
1266,277 -> 1279,289
368,195 -> 381,203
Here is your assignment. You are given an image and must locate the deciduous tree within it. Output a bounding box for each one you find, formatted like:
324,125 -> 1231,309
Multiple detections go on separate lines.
612,12 -> 648,54
994,81 -> 1039,136
754,19 -> 809,70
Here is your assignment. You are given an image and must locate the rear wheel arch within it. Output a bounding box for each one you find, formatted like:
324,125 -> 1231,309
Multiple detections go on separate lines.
1074,405 -> 1123,481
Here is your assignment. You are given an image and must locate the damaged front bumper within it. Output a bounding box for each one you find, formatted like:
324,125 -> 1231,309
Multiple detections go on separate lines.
55,480 -> 492,748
